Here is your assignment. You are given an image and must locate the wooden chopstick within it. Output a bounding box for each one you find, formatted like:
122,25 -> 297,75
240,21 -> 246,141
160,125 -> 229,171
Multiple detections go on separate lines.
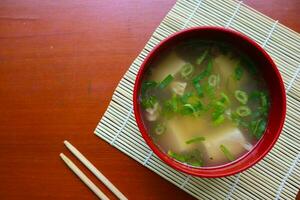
64,140 -> 128,200
60,153 -> 110,200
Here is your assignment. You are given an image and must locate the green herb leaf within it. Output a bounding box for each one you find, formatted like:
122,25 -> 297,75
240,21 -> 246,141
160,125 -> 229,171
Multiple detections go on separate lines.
220,144 -> 234,161
186,136 -> 206,144
158,74 -> 174,89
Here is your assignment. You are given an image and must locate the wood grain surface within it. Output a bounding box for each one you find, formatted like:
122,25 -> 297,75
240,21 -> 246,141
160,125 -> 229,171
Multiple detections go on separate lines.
0,0 -> 299,199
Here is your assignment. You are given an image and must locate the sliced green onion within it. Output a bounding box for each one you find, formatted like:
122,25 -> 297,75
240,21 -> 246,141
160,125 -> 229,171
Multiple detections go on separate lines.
196,50 -> 208,65
234,65 -> 244,80
193,101 -> 203,112
249,119 -> 267,139
185,136 -> 206,144
261,93 -> 267,107
193,82 -> 204,97
180,104 -> 196,115
213,114 -> 225,125
187,160 -> 203,167
163,95 -> 178,114
220,144 -> 234,161
183,104 -> 196,113
158,74 -> 174,89
205,59 -> 213,77
193,59 -> 213,83
230,112 -> 241,124
180,63 -> 194,79
234,90 -> 248,105
203,83 -> 215,99
154,123 -> 166,135
211,100 -> 225,125
180,92 -> 193,103
141,81 -> 157,96
260,92 -> 269,116
167,150 -> 186,162
220,92 -> 230,105
211,101 -> 225,120
236,106 -> 251,117
141,96 -> 157,109
208,74 -> 217,87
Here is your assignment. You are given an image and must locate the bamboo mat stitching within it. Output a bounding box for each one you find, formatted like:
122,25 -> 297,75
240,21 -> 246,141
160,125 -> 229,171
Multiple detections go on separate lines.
226,173 -> 241,200
110,107 -> 133,145
287,65 -> 300,92
143,151 -> 153,166
262,20 -> 278,48
275,154 -> 300,200
180,175 -> 191,189
182,0 -> 203,29
225,1 -> 242,28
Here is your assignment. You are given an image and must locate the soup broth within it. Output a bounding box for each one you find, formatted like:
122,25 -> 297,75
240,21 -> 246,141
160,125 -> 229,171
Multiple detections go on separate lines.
139,40 -> 270,167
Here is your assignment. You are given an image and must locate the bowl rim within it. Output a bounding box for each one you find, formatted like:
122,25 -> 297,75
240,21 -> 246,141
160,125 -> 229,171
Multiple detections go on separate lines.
133,26 -> 286,177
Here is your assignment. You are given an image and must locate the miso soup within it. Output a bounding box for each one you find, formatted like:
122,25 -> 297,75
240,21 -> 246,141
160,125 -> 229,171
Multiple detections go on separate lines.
139,40 -> 270,167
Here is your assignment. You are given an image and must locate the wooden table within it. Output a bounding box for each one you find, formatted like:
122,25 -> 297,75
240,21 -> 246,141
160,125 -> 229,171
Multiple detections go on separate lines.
0,0 -> 299,199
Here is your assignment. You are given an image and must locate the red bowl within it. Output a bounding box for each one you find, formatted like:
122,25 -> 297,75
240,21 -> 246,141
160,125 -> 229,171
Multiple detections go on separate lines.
133,27 -> 286,178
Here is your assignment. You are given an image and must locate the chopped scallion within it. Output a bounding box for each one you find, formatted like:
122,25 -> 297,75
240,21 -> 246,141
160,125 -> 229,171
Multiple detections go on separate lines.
196,50 -> 208,65
234,90 -> 248,105
220,92 -> 230,105
213,114 -> 225,125
154,123 -> 166,135
167,150 -> 186,162
208,74 -> 218,87
180,63 -> 194,79
183,104 -> 196,113
186,136 -> 206,144
158,74 -> 174,89
236,106 -> 251,117
220,144 -> 234,161
193,59 -> 213,83
249,119 -> 267,139
193,82 -> 204,97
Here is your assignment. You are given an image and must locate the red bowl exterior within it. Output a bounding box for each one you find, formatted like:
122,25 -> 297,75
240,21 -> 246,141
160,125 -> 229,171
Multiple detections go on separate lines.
133,27 -> 286,178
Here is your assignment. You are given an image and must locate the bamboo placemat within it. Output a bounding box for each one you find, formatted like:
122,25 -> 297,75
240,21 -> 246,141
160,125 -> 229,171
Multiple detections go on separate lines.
94,0 -> 300,199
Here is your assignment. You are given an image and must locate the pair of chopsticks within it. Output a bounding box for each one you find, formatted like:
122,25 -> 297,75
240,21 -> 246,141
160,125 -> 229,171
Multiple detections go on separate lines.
60,140 -> 128,200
